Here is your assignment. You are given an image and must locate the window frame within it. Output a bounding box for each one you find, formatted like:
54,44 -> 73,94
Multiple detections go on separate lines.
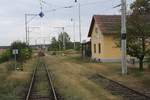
94,44 -> 96,53
98,43 -> 101,54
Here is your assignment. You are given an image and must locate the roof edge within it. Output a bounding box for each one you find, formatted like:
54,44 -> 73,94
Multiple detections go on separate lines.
88,15 -> 121,37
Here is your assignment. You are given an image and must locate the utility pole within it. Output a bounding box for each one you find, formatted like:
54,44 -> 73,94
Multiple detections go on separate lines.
43,39 -> 46,49
27,26 -> 40,45
75,0 -> 82,43
49,33 -> 51,45
24,12 -> 44,45
35,39 -> 37,45
27,27 -> 30,45
24,13 -> 38,45
62,27 -> 66,50
79,3 -> 81,43
25,14 -> 28,44
121,0 -> 127,75
73,20 -> 76,49
71,18 -> 76,49
54,27 -> 66,51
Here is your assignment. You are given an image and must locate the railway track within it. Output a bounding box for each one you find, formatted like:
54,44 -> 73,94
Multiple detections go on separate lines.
25,59 -> 58,100
89,74 -> 150,100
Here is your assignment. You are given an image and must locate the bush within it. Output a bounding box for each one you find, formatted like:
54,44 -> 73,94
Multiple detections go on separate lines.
10,41 -> 32,63
0,49 -> 11,63
0,41 -> 33,64
51,52 -> 56,55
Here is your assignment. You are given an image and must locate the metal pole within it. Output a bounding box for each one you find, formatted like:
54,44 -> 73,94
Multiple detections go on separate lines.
73,19 -> 76,49
62,27 -> 66,50
78,3 -> 82,43
49,33 -> 51,45
25,13 -> 39,45
75,0 -> 81,43
35,39 -> 37,45
14,54 -> 16,70
43,39 -> 45,49
27,27 -> 30,45
71,18 -> 76,49
121,0 -> 127,75
25,14 -> 28,44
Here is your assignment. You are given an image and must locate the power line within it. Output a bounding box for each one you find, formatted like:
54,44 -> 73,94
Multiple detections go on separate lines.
43,0 -> 116,13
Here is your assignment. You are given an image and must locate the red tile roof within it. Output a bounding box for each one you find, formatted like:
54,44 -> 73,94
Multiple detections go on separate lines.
88,15 -> 121,37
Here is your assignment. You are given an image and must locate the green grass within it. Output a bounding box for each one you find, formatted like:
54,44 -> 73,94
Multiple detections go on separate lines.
64,55 -> 150,95
34,59 -> 50,96
47,55 -> 150,94
0,58 -> 36,99
45,55 -> 122,100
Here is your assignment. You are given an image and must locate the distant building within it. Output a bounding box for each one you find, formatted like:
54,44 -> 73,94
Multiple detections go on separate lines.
88,15 -> 121,62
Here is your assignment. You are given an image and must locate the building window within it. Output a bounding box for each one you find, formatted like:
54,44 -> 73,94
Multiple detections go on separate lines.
94,44 -> 96,53
98,43 -> 101,54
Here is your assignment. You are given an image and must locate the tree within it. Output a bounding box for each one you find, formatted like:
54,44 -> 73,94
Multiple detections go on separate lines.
51,37 -> 57,44
10,41 -> 32,63
126,0 -> 150,71
130,0 -> 150,14
48,32 -> 80,51
0,49 -> 11,63
48,37 -> 59,51
58,32 -> 71,50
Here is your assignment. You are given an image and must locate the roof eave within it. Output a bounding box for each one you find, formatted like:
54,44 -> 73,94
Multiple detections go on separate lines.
88,16 -> 95,37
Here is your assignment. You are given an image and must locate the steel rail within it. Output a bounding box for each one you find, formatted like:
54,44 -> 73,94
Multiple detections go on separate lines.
45,64 -> 58,100
25,59 -> 58,100
97,74 -> 150,99
25,63 -> 37,100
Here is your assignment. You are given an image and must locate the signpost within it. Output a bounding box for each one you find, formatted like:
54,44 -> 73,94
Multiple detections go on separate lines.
12,49 -> 18,70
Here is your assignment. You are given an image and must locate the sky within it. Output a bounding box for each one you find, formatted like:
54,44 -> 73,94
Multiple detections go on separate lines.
0,0 -> 134,46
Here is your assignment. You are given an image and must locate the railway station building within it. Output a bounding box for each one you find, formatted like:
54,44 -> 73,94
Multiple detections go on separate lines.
88,15 -> 121,62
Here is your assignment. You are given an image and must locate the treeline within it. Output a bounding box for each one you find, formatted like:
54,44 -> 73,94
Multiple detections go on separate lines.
48,32 -> 81,51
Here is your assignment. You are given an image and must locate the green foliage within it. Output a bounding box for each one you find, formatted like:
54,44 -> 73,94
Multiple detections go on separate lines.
130,0 -> 150,14
0,49 -> 11,63
58,32 -> 70,43
115,0 -> 150,71
10,41 -> 32,63
74,42 -> 81,51
58,32 -> 71,50
65,42 -> 81,51
126,0 -> 150,70
48,32 -> 81,51
48,37 -> 59,51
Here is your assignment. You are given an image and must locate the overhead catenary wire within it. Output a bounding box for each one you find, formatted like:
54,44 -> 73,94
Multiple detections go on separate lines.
43,0 -> 116,13
41,0 -> 121,44
31,0 -> 131,45
38,0 -> 131,17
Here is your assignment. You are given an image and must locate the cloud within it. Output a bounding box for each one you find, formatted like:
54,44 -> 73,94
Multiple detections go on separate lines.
0,0 -> 134,45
